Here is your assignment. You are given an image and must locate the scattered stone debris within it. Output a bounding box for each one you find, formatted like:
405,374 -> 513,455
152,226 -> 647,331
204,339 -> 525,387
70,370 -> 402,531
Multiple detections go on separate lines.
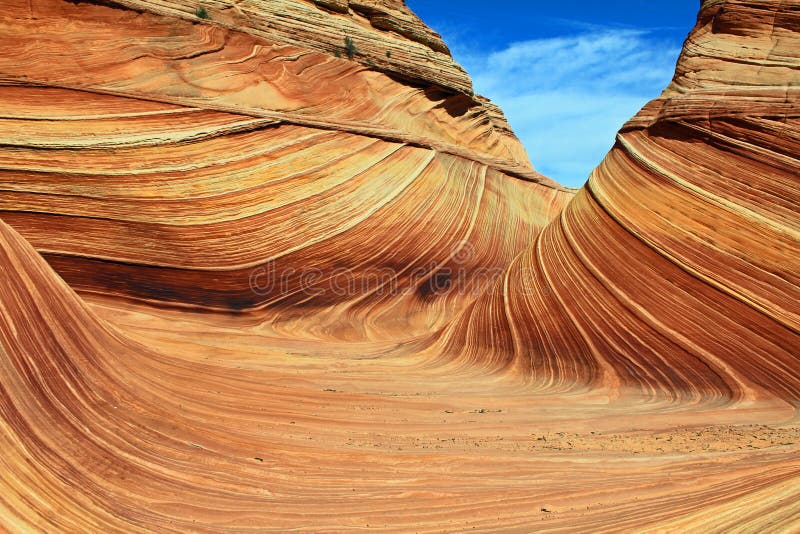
529,425 -> 800,454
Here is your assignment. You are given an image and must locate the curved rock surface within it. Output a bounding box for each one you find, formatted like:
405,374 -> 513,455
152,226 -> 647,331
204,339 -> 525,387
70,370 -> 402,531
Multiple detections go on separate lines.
0,0 -> 799,531
445,0 -> 800,403
0,0 -> 567,335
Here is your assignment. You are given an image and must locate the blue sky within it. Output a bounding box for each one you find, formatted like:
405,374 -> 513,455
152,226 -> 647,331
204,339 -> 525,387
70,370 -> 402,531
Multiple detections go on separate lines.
405,1 -> 699,187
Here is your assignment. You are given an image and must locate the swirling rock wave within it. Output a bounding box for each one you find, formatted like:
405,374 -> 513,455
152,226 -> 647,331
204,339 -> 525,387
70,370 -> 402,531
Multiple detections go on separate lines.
0,0 -> 798,531
443,0 -> 800,404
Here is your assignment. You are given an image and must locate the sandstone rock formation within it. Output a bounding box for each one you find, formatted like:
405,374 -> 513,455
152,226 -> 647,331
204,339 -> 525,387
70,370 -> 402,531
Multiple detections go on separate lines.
1,0 -> 568,331
444,0 -> 800,402
0,0 -> 798,531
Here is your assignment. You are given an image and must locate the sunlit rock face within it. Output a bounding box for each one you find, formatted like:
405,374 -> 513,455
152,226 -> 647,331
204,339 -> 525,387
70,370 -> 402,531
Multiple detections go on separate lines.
0,0 -> 571,336
444,0 -> 800,403
0,0 -> 799,531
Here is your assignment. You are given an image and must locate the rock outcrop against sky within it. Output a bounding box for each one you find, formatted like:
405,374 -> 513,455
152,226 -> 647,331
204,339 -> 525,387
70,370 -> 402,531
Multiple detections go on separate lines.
0,0 -> 798,531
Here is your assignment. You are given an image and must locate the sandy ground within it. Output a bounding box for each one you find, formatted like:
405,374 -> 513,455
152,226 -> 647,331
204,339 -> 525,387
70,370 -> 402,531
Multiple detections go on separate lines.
85,295 -> 800,532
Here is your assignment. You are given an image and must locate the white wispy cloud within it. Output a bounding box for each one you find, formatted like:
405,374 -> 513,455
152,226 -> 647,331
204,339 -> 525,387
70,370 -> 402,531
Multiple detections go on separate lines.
449,29 -> 682,187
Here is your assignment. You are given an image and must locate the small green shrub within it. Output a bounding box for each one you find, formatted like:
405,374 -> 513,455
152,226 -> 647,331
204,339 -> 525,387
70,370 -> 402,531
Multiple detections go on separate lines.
195,6 -> 209,19
386,50 -> 392,58
344,36 -> 357,59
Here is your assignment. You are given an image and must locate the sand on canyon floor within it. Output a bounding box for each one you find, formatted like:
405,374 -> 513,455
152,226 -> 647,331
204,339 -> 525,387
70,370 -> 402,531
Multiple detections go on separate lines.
84,294 -> 800,532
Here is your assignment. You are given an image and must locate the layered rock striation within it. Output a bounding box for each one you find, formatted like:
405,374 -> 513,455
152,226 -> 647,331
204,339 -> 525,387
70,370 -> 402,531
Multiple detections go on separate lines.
0,0 -> 799,531
443,0 -> 800,404
1,0 -> 569,336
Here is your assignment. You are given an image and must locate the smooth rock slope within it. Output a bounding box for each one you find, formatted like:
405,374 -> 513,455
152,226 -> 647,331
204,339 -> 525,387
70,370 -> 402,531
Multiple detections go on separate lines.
445,0 -> 800,402
0,0 -> 798,531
